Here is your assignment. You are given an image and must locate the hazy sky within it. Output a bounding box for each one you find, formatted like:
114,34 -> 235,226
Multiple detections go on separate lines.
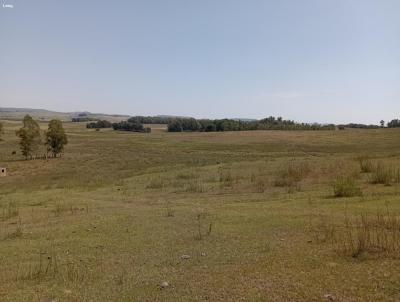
1,0 -> 399,124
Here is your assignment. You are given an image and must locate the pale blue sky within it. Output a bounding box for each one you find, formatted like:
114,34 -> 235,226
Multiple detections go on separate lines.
1,0 -> 399,124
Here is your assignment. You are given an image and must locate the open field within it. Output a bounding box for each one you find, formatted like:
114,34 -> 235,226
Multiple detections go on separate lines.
1,121 -> 400,301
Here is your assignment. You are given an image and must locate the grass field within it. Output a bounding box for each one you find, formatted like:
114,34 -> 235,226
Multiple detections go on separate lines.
1,120 -> 400,301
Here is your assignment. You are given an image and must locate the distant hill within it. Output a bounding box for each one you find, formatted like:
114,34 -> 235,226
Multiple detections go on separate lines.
0,107 -> 263,124
0,107 -> 130,122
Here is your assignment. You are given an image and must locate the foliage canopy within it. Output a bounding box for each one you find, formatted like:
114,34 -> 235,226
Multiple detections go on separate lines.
46,119 -> 68,157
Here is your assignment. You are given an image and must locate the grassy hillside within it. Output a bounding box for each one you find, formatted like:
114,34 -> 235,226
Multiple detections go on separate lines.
0,107 -> 130,122
1,121 -> 400,301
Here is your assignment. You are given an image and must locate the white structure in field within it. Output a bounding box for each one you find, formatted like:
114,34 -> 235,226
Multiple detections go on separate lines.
0,168 -> 6,177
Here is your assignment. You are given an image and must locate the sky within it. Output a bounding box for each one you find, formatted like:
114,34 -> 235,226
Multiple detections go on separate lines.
0,0 -> 399,124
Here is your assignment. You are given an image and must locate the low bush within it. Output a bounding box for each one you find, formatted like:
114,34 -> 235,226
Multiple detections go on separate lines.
219,170 -> 233,187
194,212 -> 213,240
185,180 -> 205,193
358,157 -> 373,173
146,177 -> 165,189
333,176 -> 362,197
370,163 -> 392,185
2,201 -> 19,220
313,210 -> 400,258
274,161 -> 310,192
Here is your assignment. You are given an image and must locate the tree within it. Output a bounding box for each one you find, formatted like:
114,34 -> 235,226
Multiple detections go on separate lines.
16,115 -> 41,159
86,120 -> 112,129
181,118 -> 200,131
388,119 -> 400,128
112,120 -> 144,132
167,119 -> 183,132
45,119 -> 68,157
380,120 -> 385,128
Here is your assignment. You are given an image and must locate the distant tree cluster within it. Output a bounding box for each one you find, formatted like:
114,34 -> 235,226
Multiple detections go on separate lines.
168,118 -> 255,132
112,117 -> 151,133
86,120 -> 112,129
337,123 -> 380,129
128,116 -> 177,124
168,118 -> 202,132
15,115 -> 68,159
72,117 -> 94,122
258,117 -> 335,130
167,116 -> 335,132
387,119 -> 400,128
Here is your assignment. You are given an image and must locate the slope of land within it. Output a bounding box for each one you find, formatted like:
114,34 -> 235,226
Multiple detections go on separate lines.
0,107 -> 130,122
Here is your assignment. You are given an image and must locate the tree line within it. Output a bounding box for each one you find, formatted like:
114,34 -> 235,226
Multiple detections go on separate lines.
124,116 -> 179,124
388,119 -> 400,128
338,119 -> 400,129
111,117 -> 151,132
337,123 -> 380,129
1,115 -> 68,159
92,115 -> 397,133
87,115 -> 397,133
85,116 -> 179,129
167,116 -> 336,132
86,120 -> 113,129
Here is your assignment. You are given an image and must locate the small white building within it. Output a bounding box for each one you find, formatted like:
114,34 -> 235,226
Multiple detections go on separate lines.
0,168 -> 6,177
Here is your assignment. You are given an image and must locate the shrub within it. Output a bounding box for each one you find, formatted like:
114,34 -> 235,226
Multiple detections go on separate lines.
164,201 -> 175,217
194,212 -> 213,240
176,171 -> 198,180
53,203 -> 70,216
185,180 -> 205,193
219,170 -> 233,187
334,212 -> 400,258
318,211 -> 400,258
370,163 -> 392,185
333,176 -> 362,197
5,221 -> 23,240
394,168 -> 400,184
2,201 -> 19,220
358,157 -> 373,173
274,161 -> 310,192
146,177 -> 165,189
254,180 -> 265,193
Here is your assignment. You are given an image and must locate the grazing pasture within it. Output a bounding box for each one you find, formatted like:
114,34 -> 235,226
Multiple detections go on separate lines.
1,120 -> 400,301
